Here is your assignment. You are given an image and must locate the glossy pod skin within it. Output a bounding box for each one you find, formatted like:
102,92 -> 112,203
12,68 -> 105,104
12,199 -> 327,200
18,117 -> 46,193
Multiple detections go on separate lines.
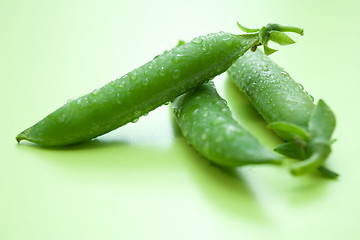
229,50 -> 315,137
228,50 -> 337,177
172,82 -> 281,166
16,23 -> 303,147
16,33 -> 258,147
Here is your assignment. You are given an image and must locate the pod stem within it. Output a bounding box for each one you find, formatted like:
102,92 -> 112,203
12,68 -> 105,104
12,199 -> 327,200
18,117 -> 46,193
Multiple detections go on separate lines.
237,22 -> 304,55
266,23 -> 304,35
290,152 -> 324,176
290,140 -> 336,177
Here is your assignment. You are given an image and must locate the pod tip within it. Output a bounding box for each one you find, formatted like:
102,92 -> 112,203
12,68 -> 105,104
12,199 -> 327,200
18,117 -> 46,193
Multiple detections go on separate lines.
16,132 -> 26,143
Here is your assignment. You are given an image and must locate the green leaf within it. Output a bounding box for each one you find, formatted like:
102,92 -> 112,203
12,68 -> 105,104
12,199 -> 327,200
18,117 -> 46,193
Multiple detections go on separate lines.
263,45 -> 277,55
318,166 -> 339,179
236,22 -> 259,33
268,121 -> 309,142
274,141 -> 307,160
309,99 -> 336,139
176,40 -> 185,47
269,31 -> 296,46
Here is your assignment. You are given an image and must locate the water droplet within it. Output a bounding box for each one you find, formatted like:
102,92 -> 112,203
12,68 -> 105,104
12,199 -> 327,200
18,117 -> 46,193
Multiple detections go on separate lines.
143,77 -> 149,86
58,114 -> 66,123
297,82 -> 304,90
213,116 -> 226,125
191,37 -> 203,44
309,94 -> 314,102
281,71 -> 290,78
223,34 -> 231,40
222,35 -> 232,45
131,118 -> 139,123
115,93 -> 122,104
215,99 -> 226,107
130,72 -> 137,81
158,66 -> 166,76
172,54 -> 185,64
172,70 -> 181,79
91,88 -> 101,95
118,81 -> 125,89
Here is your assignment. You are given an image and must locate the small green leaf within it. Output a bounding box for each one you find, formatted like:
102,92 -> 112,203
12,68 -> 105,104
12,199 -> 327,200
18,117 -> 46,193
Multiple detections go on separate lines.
309,99 -> 336,139
237,22 -> 259,33
268,121 -> 309,142
274,141 -> 307,159
176,40 -> 185,47
263,45 -> 277,55
269,31 -> 296,46
318,166 -> 339,179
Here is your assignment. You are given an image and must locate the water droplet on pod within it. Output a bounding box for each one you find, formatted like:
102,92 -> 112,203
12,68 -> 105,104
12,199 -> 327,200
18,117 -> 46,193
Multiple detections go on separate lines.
191,37 -> 203,44
130,72 -> 137,81
297,82 -> 304,90
91,88 -> 100,96
59,114 -> 66,123
131,118 -> 139,123
281,71 -> 290,78
172,70 -> 181,79
158,67 -> 166,76
309,94 -> 314,102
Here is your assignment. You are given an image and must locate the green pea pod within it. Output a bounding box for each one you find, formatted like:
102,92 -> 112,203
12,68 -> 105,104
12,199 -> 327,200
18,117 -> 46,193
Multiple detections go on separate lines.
172,82 -> 282,166
227,49 -> 338,178
16,23 -> 303,147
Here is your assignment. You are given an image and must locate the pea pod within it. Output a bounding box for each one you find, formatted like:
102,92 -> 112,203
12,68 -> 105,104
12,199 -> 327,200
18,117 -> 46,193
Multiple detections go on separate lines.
227,49 -> 337,178
16,23 -> 303,147
172,81 -> 282,166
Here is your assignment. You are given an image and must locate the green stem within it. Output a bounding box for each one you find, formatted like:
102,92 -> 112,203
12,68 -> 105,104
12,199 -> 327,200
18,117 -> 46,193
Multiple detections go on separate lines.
264,23 -> 304,35
290,153 -> 323,176
237,22 -> 303,55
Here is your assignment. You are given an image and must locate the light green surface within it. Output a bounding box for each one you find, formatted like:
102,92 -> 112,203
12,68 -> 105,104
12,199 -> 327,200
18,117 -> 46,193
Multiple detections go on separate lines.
1,0 -> 360,239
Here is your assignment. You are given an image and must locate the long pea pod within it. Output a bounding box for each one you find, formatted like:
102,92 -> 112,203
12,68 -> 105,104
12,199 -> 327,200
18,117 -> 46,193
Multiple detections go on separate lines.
227,49 -> 337,178
172,81 -> 282,166
16,23 -> 303,147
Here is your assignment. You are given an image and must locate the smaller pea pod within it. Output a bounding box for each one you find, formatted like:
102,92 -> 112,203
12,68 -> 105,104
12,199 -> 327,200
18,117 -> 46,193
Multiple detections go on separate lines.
172,81 -> 282,167
227,49 -> 337,178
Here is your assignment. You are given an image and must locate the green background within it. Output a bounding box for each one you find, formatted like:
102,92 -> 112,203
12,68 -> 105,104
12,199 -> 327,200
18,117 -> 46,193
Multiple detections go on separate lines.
1,0 -> 360,239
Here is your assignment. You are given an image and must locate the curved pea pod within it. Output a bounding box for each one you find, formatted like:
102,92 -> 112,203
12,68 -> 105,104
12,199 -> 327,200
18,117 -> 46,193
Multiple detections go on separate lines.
227,49 -> 338,178
16,23 -> 303,147
172,82 -> 282,167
